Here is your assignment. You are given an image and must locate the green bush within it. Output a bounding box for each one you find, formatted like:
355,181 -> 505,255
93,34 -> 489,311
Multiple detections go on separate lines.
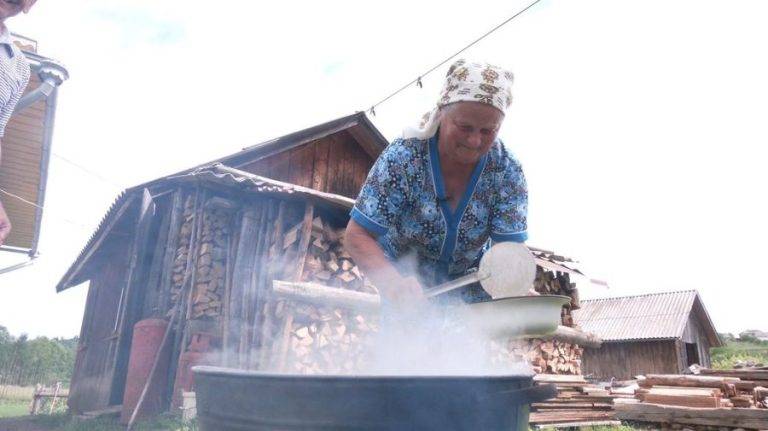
710,340 -> 768,369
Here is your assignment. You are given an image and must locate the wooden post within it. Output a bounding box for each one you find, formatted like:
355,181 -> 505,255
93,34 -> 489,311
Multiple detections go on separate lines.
29,384 -> 42,415
166,188 -> 204,402
240,204 -> 267,367
226,206 -> 261,368
277,203 -> 314,372
49,382 -> 61,414
249,202 -> 278,368
143,198 -> 174,318
257,201 -> 286,369
157,190 -> 185,314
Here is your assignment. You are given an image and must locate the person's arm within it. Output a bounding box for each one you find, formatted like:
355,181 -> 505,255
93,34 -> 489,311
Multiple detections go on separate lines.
344,220 -> 424,306
0,199 -> 10,246
344,141 -> 426,306
0,136 -> 10,246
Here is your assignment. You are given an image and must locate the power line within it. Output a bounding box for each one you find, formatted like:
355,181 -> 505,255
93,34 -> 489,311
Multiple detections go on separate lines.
367,0 -> 544,116
0,187 -> 90,231
52,152 -> 125,190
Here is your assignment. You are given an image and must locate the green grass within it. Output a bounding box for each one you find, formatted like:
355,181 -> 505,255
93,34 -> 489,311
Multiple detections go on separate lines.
529,423 -> 647,431
0,385 -> 35,402
25,413 -> 197,431
0,400 -> 29,418
711,340 -> 768,369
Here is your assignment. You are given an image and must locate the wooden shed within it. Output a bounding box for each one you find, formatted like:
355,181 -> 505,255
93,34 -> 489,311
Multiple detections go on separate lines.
56,113 -> 386,414
573,290 -> 722,380
57,112 -> 597,416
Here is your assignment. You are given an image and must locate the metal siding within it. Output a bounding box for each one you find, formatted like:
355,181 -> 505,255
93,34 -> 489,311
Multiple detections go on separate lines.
573,290 -> 698,341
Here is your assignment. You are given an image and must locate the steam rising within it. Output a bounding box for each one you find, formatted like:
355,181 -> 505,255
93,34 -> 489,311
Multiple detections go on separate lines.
365,304 -> 532,376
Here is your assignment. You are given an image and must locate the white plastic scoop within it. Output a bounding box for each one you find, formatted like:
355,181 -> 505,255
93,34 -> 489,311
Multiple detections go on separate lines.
423,242 -> 537,299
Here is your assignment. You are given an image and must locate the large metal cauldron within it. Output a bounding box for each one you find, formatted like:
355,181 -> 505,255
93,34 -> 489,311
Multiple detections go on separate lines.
193,366 -> 556,431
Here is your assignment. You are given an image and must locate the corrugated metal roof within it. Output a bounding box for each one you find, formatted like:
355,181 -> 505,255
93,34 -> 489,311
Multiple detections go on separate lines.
572,290 -> 699,342
174,164 -> 356,211
55,192 -> 137,291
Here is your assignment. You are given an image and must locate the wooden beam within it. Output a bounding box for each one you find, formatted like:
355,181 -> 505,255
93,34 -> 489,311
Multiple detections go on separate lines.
614,399 -> 768,429
272,280 -> 381,313
226,206 -> 261,368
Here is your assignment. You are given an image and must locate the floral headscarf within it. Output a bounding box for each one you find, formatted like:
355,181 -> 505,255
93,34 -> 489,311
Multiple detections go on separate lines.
402,59 -> 514,140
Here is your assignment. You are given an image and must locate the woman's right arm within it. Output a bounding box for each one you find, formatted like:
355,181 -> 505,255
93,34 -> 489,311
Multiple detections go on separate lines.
344,219 -> 424,307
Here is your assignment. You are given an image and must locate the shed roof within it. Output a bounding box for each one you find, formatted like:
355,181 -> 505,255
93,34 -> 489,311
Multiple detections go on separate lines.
55,112 -> 384,291
573,290 -> 721,347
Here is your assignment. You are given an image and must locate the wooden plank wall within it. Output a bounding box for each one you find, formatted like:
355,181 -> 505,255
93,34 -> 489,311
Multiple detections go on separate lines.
681,314 -> 712,368
238,130 -> 374,199
581,340 -> 680,380
0,73 -> 48,249
68,249 -> 132,414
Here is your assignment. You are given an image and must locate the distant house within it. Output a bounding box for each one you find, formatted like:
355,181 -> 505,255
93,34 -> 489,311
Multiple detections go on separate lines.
573,290 -> 721,380
740,330 -> 768,342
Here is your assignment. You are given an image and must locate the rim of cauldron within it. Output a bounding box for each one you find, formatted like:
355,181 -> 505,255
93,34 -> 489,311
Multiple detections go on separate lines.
473,294 -> 571,304
192,365 -> 535,381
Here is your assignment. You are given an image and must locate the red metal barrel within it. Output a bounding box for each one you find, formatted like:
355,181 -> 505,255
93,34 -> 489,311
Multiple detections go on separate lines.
120,318 -> 170,424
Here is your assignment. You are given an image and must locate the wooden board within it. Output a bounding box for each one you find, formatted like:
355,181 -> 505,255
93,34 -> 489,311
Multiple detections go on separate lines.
614,399 -> 768,429
700,368 -> 768,380
640,394 -> 720,408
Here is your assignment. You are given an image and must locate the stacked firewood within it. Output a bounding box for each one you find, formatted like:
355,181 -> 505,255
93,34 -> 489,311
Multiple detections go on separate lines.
533,267 -> 579,327
277,301 -> 378,375
613,371 -> 768,430
505,338 -> 583,375
525,266 -> 585,375
297,217 -> 377,295
190,207 -> 231,319
269,215 -> 379,373
169,196 -> 195,311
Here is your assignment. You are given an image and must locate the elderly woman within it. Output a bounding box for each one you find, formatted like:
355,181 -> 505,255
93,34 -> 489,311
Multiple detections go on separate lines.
345,59 -> 527,307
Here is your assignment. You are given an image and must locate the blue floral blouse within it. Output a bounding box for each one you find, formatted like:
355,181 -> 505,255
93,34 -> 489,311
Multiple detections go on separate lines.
351,134 -> 528,287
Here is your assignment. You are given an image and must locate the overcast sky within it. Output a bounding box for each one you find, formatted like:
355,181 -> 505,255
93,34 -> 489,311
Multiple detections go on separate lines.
1,0 -> 766,338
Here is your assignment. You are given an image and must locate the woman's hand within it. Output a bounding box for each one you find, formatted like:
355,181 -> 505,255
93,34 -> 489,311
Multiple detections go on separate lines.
381,275 -> 427,309
345,220 -> 428,310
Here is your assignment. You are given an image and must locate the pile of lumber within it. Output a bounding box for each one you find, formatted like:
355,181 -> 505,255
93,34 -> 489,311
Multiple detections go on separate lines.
529,374 -> 620,429
700,367 -> 768,402
614,372 -> 768,429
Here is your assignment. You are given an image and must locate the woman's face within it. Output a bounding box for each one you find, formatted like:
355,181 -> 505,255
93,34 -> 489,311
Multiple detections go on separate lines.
0,0 -> 34,20
437,102 -> 504,166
